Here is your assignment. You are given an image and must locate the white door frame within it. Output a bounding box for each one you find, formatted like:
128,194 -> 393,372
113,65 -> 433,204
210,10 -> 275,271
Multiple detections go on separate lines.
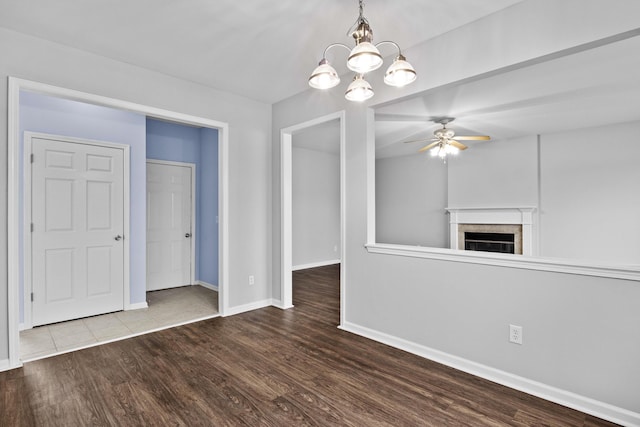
7,77 -> 230,369
23,132 -> 131,330
280,111 -> 346,326
146,159 -> 197,290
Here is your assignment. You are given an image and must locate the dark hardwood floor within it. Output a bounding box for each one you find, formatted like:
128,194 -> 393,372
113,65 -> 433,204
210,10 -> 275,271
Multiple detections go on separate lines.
0,264 -> 620,426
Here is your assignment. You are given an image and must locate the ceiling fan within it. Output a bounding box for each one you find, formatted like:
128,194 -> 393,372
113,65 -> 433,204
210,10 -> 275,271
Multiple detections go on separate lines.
404,117 -> 490,159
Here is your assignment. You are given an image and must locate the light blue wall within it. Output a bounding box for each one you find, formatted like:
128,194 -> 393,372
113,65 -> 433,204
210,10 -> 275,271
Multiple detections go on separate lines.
146,119 -> 218,285
146,119 -> 201,162
199,128 -> 219,285
19,90 -> 148,322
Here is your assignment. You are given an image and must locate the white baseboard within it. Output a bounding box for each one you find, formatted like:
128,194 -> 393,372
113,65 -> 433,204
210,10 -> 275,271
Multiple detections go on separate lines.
196,280 -> 218,292
292,259 -> 340,271
127,301 -> 149,311
339,322 -> 640,427
0,358 -> 11,373
20,319 -> 33,331
270,299 -> 294,310
224,299 -> 273,317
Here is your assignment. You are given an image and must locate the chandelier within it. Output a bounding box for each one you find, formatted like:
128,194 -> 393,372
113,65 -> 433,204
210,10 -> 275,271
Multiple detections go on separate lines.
308,0 -> 417,102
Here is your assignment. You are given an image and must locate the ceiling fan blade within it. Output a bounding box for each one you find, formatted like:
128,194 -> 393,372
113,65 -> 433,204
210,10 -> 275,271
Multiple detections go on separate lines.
403,137 -> 437,144
449,140 -> 468,150
418,141 -> 440,153
455,135 -> 491,141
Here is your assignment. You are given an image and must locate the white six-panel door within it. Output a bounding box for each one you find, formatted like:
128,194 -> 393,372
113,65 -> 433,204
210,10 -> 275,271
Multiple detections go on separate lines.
30,136 -> 125,326
146,161 -> 193,291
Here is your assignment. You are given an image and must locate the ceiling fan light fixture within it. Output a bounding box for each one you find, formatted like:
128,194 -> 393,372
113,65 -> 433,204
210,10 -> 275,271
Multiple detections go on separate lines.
430,142 -> 459,159
407,118 -> 489,160
345,75 -> 374,102
384,54 -> 417,87
308,58 -> 341,89
434,127 -> 455,139
446,144 -> 460,155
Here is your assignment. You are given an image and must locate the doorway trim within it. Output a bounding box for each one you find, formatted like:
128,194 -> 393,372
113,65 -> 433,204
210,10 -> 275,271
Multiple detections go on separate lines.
146,159 -> 197,290
23,132 -> 131,330
8,77 -> 230,370
280,111 -> 346,326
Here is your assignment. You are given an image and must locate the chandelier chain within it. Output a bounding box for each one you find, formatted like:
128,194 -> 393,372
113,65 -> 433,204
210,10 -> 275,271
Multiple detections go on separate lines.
347,0 -> 369,37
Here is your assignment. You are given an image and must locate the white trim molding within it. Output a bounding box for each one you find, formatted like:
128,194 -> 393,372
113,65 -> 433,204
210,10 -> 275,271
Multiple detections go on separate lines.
270,299 -> 289,310
365,243 -> 640,281
339,321 -> 640,427
292,259 -> 340,271
280,110 -> 347,317
224,299 -> 274,317
197,280 -> 219,292
127,302 -> 149,311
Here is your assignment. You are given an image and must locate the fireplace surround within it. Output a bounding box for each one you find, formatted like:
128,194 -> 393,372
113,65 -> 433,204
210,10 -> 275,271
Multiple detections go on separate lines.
446,207 -> 536,256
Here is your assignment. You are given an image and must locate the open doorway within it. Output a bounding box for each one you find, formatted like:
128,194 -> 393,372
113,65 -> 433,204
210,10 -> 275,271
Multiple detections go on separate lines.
292,122 -> 341,270
8,78 -> 229,368
280,111 -> 346,326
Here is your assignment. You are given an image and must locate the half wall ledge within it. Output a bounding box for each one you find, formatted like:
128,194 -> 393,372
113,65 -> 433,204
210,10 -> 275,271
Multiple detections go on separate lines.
364,243 -> 640,282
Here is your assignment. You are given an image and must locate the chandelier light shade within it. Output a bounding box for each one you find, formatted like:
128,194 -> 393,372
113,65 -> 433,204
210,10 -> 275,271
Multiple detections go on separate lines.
308,0 -> 416,101
384,54 -> 417,87
345,75 -> 374,102
347,42 -> 383,73
308,58 -> 340,89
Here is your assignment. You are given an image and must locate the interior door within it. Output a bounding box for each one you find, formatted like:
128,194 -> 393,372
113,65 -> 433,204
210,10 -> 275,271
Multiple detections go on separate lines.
30,136 -> 125,326
146,161 -> 193,291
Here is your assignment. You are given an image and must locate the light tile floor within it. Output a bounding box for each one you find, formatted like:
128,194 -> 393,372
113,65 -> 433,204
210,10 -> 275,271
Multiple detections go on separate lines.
20,285 -> 218,361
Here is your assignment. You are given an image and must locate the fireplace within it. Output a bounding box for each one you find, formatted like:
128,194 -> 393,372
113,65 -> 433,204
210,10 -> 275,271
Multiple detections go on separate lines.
465,232 -> 515,253
446,207 -> 536,256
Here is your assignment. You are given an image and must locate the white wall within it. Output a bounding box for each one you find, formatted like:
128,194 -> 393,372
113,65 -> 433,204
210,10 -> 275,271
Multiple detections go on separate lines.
0,27 -> 272,361
540,121 -> 640,264
292,147 -> 340,268
447,135 -> 539,208
376,155 -> 448,247
272,1 -> 640,423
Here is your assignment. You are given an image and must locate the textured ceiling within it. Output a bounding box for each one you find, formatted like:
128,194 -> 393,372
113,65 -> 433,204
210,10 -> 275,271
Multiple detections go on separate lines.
0,0 -> 522,104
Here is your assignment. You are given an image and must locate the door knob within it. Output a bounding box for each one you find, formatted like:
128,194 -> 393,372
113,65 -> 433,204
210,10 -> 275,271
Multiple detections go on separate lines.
114,235 -> 122,241
185,233 -> 191,238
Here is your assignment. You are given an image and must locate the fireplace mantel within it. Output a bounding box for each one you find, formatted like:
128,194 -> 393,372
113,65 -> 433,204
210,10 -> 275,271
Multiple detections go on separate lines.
445,207 -> 537,255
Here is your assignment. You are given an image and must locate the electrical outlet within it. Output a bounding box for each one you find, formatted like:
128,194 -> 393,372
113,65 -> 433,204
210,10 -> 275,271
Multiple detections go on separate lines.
509,324 -> 523,345
248,275 -> 255,285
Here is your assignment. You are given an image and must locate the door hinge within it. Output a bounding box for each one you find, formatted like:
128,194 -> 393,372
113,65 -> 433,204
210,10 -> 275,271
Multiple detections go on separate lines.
31,292 -> 34,302
30,153 -> 34,163
31,223 -> 34,232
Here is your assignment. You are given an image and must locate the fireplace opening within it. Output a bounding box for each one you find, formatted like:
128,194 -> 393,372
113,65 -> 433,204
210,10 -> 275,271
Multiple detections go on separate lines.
464,232 -> 515,254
